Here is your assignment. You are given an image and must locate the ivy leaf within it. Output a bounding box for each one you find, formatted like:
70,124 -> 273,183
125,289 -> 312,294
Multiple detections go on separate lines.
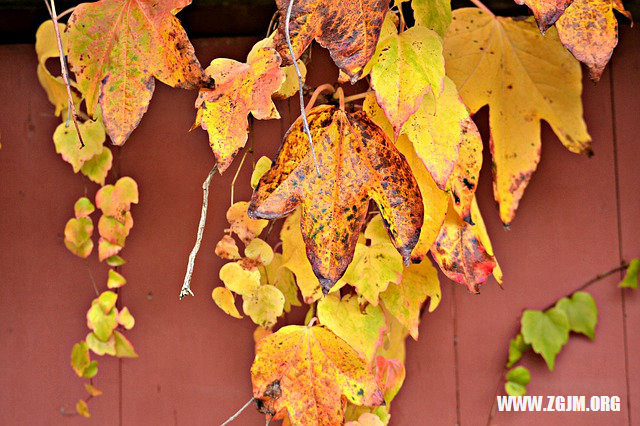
98,290 -> 117,313
619,258 -> 639,289
215,235 -> 241,260
107,269 -> 127,289
245,238 -> 274,266
53,119 -> 105,173
114,331 -> 138,358
412,0 -> 453,37
335,215 -> 404,305
556,0 -> 621,80
86,301 -> 117,341
82,361 -> 98,379
380,260 -> 440,340
71,341 -> 91,377
76,400 -> 90,418
251,325 -> 384,424
273,0 -> 390,81
521,308 -> 570,370
262,253 -> 301,312
505,366 -> 530,396
106,255 -> 126,267
96,177 -> 139,222
249,105 -> 423,294
430,200 -> 496,292
80,147 -> 113,186
194,47 -> 285,173
86,332 -> 116,356
317,294 -> 387,364
67,0 -> 210,145
64,217 -> 94,258
506,334 -> 531,368
220,260 -> 261,296
117,307 -> 135,330
370,25 -> 445,137
74,197 -> 95,218
515,0 -> 573,32
251,156 -> 273,189
84,384 -> 103,397
212,287 -> 243,319
445,9 -> 591,224
226,201 -> 268,245
242,285 -> 285,328
363,93 -> 449,261
555,291 -> 598,339
279,209 -> 322,303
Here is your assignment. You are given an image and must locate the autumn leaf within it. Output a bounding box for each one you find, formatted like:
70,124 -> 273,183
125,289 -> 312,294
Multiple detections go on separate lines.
334,215 -> 404,305
619,258 -> 639,289
249,105 -> 423,293
515,0 -> 573,32
66,0 -> 210,145
505,366 -> 530,396
251,325 -> 384,424
219,261 -> 261,297
370,25 -> 445,137
444,8 -> 590,224
215,235 -> 241,260
212,287 -> 243,319
81,147 -> 113,186
430,200 -> 496,292
226,201 -> 268,244
380,260 -> 440,339
193,46 -> 285,173
317,294 -> 387,364
107,269 -> 126,289
346,413 -> 385,426
76,400 -> 90,418
53,119 -> 105,173
360,12 -> 399,79
84,384 -> 103,397
469,198 -> 503,284
262,253 -> 301,312
273,0 -> 390,81
363,93 -> 448,260
556,0 -> 619,80
245,238 -> 275,265
86,332 -> 116,356
412,0 -> 453,37
117,307 -> 135,330
71,341 -> 91,377
450,119 -> 483,224
242,285 -> 286,328
251,156 -> 273,189
96,177 -> 139,222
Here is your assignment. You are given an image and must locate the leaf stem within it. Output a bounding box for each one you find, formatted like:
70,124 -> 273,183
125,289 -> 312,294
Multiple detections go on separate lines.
335,87 -> 345,111
44,0 -> 85,148
468,0 -> 495,17
305,83 -> 335,113
284,0 -> 321,177
220,397 -> 255,426
180,164 -> 219,299
57,5 -> 75,20
230,146 -> 250,206
341,90 -> 373,105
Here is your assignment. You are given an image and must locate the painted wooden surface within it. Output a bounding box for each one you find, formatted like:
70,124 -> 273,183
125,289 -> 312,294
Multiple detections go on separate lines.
0,27 -> 638,425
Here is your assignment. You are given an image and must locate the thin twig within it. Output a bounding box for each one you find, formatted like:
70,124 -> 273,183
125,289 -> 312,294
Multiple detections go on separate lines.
85,261 -> 100,297
57,5 -> 75,20
284,0 -> 321,177
468,0 -> 495,16
220,397 -> 255,426
44,0 -> 85,148
180,164 -> 219,299
305,83 -> 335,113
266,11 -> 279,37
342,91 -> 374,104
230,149 -> 250,206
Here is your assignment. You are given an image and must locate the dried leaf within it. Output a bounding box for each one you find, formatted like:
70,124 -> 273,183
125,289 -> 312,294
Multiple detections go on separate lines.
252,325 -> 384,424
515,0 -> 573,32
445,9 -> 590,224
215,235 -> 241,260
380,260 -> 440,339
67,0 -> 209,144
194,47 -> 284,172
212,287 -> 243,319
273,0 -> 390,81
242,285 -> 285,328
249,105 -> 423,293
370,25 -> 445,137
226,201 -> 268,244
317,294 -> 387,364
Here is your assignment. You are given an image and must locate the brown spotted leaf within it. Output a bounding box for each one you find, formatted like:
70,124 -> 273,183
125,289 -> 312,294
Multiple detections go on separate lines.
515,0 -> 573,32
251,325 -> 384,424
450,118 -> 483,224
248,105 -> 423,293
66,0 -> 210,145
194,46 -> 285,173
273,0 -> 390,82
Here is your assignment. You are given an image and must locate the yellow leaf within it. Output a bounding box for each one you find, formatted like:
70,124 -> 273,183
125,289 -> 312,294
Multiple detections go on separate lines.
211,287 -> 243,319
245,238 -> 274,266
226,201 -> 268,244
214,234 -> 241,260
53,119 -> 105,173
80,147 -> 113,186
64,217 -> 93,258
76,399 -> 90,418
361,12 -> 399,78
86,332 -> 116,356
370,25 -> 445,137
262,253 -> 301,312
219,261 -> 261,296
470,198 -> 503,285
251,325 -> 384,424
317,294 -> 387,364
71,341 -> 90,377
107,269 -> 126,289
84,384 -> 103,397
117,306 -> 135,330
380,260 -> 440,339
445,9 -> 590,224
242,285 -> 285,328
376,313 -> 409,364
450,119 -> 483,224
251,156 -> 273,189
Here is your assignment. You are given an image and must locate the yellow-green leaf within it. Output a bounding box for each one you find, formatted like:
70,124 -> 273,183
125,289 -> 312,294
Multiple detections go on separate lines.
117,306 -> 135,330
80,147 -> 113,186
95,177 -> 139,222
107,269 -> 126,289
53,119 -> 105,173
212,287 -> 243,319
84,384 -> 103,397
261,253 -> 301,312
245,238 -> 274,266
76,399 -> 90,418
412,0 -> 453,37
251,156 -> 273,189
619,258 -> 639,289
113,331 -> 138,358
74,197 -> 95,218
86,332 -> 116,356
555,291 -> 598,339
219,261 -> 261,296
71,341 -> 90,377
64,217 -> 94,258
242,285 -> 285,328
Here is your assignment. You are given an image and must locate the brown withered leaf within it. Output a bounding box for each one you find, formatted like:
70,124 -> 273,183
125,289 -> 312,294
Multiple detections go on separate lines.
273,0 -> 390,82
515,0 -> 574,32
249,105 -> 423,294
450,118 -> 483,224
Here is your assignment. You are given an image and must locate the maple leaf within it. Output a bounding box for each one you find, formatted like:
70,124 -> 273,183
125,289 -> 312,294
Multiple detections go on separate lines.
251,325 -> 384,424
370,25 -> 445,137
66,0 -> 211,145
444,8 -> 591,224
273,0 -> 390,82
249,105 -> 423,294
514,0 -> 573,32
430,200 -> 496,292
194,46 -> 285,173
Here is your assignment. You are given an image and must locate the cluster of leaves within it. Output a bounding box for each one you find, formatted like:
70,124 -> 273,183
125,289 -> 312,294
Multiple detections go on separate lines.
503,260 -> 638,397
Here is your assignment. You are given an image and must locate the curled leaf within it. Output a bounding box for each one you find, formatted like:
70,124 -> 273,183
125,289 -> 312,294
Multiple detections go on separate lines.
251,156 -> 273,189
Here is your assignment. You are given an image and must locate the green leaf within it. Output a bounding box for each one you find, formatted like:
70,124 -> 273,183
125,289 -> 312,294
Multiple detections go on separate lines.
251,156 -> 272,189
98,290 -> 117,313
114,331 -> 138,358
412,0 -> 452,38
506,334 -> 530,368
74,197 -> 95,218
117,307 -> 135,330
555,291 -> 598,339
82,360 -> 98,379
106,255 -> 126,267
521,308 -> 569,371
107,269 -> 127,289
53,119 -> 105,173
505,366 -> 530,396
70,341 -> 90,377
86,332 -> 116,356
619,258 -> 639,289
80,147 -> 113,186
86,301 -> 118,341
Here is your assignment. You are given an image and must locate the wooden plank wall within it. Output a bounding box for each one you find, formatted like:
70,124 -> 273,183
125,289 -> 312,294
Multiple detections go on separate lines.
0,27 -> 638,425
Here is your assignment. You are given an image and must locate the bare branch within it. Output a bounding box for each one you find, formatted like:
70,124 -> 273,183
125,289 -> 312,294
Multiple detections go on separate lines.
220,397 -> 255,426
180,164 -> 219,299
44,0 -> 86,148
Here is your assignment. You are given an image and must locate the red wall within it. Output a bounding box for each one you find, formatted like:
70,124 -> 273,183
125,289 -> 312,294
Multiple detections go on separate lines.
0,28 -> 639,425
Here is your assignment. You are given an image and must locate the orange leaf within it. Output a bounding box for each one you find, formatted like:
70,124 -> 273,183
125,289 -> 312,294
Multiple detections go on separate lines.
249,105 -> 423,293
66,0 -> 211,145
273,0 -> 390,82
194,46 -> 285,172
514,0 -> 573,32
430,200 -> 496,292
251,325 -> 384,424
